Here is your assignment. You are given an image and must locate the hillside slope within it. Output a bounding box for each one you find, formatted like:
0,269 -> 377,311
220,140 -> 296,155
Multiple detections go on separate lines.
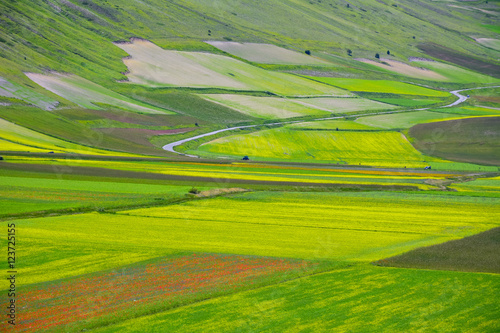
0,0 -> 498,87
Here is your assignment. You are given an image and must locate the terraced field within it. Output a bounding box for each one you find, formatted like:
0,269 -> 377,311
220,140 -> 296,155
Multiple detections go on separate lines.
115,40 -> 349,96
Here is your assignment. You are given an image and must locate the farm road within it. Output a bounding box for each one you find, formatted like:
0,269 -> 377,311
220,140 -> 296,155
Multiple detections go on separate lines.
163,86 -> 500,157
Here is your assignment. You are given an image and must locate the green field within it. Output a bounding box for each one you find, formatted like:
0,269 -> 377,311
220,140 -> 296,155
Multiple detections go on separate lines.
190,127 -> 432,167
115,40 -> 349,97
409,117 -> 500,166
4,190 -> 498,288
26,72 -> 170,114
306,78 -> 451,97
92,265 -> 500,333
356,111 -> 474,129
199,94 -> 330,119
1,0 -> 499,331
0,118 -> 136,156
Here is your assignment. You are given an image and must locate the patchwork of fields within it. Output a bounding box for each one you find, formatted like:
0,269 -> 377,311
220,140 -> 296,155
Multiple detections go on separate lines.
1,2 -> 499,330
115,40 -> 350,96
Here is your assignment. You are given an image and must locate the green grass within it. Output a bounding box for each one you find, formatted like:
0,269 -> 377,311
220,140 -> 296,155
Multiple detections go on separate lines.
431,106 -> 500,116
356,111 -> 474,129
2,156 -> 454,189
91,265 -> 500,333
305,78 -> 451,97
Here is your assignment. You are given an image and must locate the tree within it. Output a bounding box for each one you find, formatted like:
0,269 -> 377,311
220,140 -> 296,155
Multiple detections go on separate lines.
375,53 -> 380,59
347,49 -> 352,56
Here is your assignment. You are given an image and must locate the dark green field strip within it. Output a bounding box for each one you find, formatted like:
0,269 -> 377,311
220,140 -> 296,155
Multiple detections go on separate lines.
375,227 -> 500,274
409,116 -> 500,166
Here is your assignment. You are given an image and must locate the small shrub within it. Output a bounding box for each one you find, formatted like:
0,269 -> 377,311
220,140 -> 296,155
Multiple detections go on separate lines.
189,187 -> 201,194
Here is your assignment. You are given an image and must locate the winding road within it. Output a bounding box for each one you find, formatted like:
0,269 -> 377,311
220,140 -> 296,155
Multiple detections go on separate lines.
163,86 -> 499,157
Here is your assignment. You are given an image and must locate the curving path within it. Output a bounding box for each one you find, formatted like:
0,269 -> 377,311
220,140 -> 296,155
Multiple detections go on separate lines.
163,86 -> 499,156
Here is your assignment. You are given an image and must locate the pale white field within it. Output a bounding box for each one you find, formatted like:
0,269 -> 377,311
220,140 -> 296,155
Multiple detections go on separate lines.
292,97 -> 397,113
115,40 -> 350,96
357,58 -> 447,81
0,76 -> 59,110
205,41 -> 331,65
25,72 -> 168,114
476,38 -> 500,51
199,94 -> 330,119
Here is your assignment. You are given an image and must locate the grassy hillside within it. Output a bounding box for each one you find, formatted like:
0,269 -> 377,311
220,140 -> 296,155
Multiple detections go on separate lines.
0,0 -> 498,88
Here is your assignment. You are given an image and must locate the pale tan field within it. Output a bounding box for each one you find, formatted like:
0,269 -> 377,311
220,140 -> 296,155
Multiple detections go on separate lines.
292,97 -> 397,113
476,38 -> 500,52
26,72 -> 167,114
200,94 -> 330,119
357,58 -> 447,81
115,40 -> 349,96
205,41 -> 331,65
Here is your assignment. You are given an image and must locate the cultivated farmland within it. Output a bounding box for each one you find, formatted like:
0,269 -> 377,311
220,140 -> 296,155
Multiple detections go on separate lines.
205,41 -> 332,65
191,127 -> 432,167
1,0 -> 499,332
115,40 -> 349,96
25,72 -> 169,114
